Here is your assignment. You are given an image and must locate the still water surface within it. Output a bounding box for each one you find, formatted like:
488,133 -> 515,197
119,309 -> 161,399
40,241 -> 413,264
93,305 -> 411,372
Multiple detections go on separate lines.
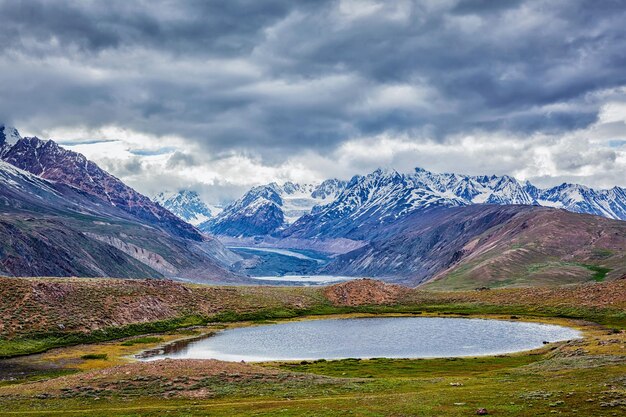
141,317 -> 581,362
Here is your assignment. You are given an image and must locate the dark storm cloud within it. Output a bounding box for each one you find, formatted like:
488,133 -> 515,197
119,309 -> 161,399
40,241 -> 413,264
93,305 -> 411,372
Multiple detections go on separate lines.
452,0 -> 525,14
166,151 -> 199,169
1,0 -> 626,158
0,0 -> 322,56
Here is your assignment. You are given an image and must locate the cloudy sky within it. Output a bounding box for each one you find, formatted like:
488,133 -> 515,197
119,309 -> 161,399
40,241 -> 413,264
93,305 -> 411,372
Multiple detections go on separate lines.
2,0 -> 626,203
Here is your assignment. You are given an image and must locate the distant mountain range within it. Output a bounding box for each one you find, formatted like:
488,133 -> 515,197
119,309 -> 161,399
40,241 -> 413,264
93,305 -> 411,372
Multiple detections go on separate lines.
286,167 -> 626,241
151,165 -> 626,288
0,125 -> 243,282
160,166 -> 626,243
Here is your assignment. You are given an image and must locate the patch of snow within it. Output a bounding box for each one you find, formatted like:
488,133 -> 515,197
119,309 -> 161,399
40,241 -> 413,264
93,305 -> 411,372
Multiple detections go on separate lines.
1,125 -> 21,146
536,199 -> 564,208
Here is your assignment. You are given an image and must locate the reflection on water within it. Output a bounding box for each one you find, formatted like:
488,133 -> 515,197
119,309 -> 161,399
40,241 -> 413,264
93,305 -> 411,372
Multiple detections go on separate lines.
139,317 -> 581,362
136,333 -> 214,359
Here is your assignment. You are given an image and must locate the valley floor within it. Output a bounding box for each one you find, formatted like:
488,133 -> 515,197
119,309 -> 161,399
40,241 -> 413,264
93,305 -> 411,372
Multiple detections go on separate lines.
0,278 -> 625,416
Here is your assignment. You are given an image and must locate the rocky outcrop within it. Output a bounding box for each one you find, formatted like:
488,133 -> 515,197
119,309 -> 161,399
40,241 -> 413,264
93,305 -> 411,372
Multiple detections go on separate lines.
323,279 -> 409,306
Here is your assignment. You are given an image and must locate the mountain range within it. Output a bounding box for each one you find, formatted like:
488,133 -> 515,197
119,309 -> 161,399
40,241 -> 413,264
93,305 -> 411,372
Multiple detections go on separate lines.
167,167 -> 626,244
2,123 -> 625,289
154,165 -> 626,287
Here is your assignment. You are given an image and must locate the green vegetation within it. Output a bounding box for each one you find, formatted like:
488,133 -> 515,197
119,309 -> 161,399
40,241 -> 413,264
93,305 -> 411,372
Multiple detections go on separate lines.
81,353 -> 108,360
0,315 -> 206,358
120,337 -> 164,346
581,264 -> 612,282
0,369 -> 78,388
273,355 -> 542,378
592,248 -> 614,259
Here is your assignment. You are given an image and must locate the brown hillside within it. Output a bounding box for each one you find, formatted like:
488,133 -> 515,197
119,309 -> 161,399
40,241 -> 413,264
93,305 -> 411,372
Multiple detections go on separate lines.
2,277 -> 625,344
424,208 -> 626,290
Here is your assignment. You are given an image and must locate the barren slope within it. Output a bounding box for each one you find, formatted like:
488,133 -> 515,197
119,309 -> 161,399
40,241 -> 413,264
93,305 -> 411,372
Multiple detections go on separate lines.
324,205 -> 626,288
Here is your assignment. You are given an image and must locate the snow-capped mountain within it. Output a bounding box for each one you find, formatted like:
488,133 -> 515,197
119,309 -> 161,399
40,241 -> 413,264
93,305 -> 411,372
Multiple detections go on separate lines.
283,168 -> 465,240
280,180 -> 346,222
282,167 -> 626,241
0,125 -> 21,155
198,179 -> 347,237
154,190 -> 218,225
163,166 -> 626,241
533,183 -> 626,219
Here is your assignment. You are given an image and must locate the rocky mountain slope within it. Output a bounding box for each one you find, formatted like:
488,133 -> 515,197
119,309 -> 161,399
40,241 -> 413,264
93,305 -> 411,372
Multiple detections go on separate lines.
324,205 -> 626,288
199,179 -> 346,237
0,125 -> 201,241
154,190 -> 217,226
0,125 -> 242,282
0,160 -> 242,281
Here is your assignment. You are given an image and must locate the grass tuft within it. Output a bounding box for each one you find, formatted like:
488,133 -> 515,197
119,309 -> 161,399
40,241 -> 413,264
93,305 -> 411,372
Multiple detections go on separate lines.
80,353 -> 107,360
120,337 -> 163,346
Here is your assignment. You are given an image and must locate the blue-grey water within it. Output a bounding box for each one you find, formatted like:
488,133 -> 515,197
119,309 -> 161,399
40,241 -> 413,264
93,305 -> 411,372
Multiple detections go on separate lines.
142,317 -> 581,362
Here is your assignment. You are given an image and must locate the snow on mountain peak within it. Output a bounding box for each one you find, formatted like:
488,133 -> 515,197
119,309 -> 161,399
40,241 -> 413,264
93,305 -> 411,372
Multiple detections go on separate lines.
159,166 -> 626,239
281,167 -> 626,240
195,179 -> 348,237
154,190 -> 214,225
0,125 -> 22,150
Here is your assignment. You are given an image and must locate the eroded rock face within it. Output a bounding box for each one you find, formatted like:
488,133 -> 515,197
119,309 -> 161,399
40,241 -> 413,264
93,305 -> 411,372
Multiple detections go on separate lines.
323,279 -> 409,306
85,233 -> 178,275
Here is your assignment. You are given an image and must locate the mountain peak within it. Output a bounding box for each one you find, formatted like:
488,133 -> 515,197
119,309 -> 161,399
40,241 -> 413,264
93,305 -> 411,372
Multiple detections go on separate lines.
154,190 -> 213,226
0,124 -> 22,149
199,179 -> 348,237
372,167 -> 399,177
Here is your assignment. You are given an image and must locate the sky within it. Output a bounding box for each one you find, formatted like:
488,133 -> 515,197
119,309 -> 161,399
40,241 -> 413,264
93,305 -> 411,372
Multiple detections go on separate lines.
1,0 -> 626,203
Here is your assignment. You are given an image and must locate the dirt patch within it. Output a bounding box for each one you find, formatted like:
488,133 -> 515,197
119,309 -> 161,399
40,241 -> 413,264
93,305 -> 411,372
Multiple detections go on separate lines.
323,279 -> 409,306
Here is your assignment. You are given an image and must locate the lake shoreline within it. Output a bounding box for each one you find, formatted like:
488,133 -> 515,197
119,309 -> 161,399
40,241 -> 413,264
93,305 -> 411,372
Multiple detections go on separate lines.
137,315 -> 582,362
